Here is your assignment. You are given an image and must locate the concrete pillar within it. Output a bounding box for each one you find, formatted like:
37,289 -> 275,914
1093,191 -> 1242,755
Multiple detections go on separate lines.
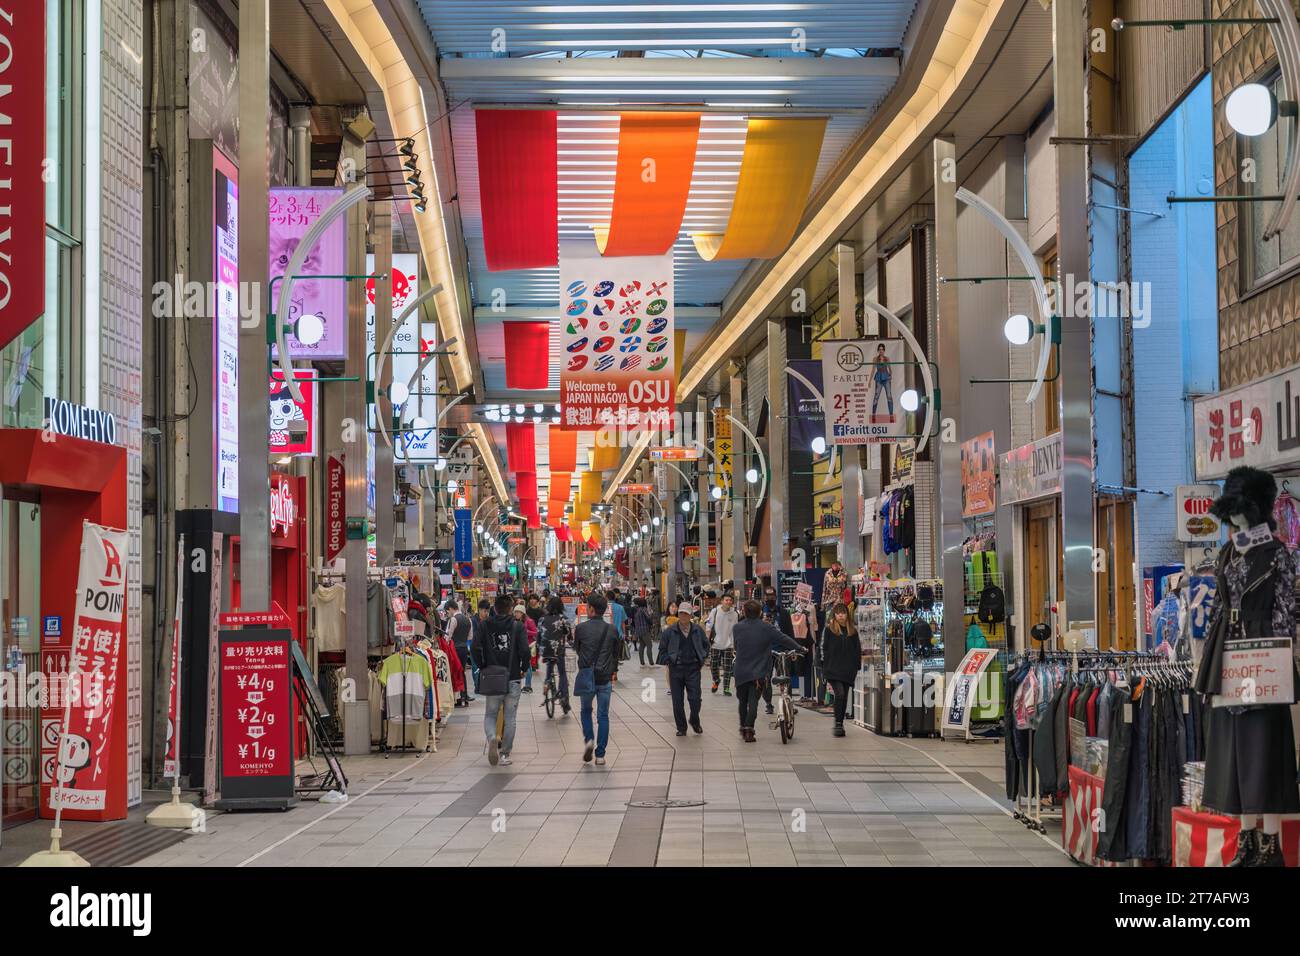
933,136 -> 966,674
836,243 -> 863,570
696,394 -> 709,585
730,373 -> 746,592
340,120 -> 371,755
1053,0 -> 1097,632
373,206 -> 395,568
237,0 -> 271,609
767,317 -> 786,580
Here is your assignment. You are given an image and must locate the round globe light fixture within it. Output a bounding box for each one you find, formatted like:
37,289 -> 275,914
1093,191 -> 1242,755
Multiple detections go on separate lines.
1226,83 -> 1278,137
681,500 -> 691,512
711,486 -> 723,500
900,389 -> 920,413
1004,314 -> 1034,346
389,381 -> 410,405
811,436 -> 827,456
446,479 -> 458,493
745,468 -> 759,484
411,417 -> 429,431
294,312 -> 325,346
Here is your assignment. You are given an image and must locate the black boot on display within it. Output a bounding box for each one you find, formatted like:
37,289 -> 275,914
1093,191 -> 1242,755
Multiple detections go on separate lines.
1227,829 -> 1256,867
1250,832 -> 1286,867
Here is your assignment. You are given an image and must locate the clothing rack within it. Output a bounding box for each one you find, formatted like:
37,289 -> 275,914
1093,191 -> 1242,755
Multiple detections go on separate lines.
1008,648 -> 1171,834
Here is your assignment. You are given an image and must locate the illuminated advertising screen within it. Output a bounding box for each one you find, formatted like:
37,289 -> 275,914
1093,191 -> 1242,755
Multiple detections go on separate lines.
213,148 -> 240,513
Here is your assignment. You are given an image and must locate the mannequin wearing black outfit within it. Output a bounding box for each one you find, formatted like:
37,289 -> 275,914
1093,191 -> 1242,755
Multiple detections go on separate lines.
1195,467 -> 1300,867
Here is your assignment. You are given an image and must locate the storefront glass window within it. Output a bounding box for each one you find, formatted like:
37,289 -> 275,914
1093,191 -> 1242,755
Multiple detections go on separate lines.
1242,72 -> 1300,288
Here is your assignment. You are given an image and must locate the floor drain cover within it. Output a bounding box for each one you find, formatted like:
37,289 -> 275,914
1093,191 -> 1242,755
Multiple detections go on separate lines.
628,799 -> 707,809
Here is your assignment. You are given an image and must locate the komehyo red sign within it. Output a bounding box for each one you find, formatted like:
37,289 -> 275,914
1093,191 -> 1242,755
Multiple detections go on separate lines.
0,2 -> 45,350
220,638 -> 292,778
325,454 -> 345,562
46,522 -> 129,816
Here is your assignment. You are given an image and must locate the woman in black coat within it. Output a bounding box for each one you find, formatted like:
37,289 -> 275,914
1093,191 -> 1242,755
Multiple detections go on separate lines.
819,602 -> 862,737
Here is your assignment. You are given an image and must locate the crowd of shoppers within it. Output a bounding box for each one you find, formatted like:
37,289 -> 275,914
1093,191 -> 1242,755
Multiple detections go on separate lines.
443,569 -> 862,770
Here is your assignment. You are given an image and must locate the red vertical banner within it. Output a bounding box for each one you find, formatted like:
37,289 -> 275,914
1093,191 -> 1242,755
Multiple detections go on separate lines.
46,522 -> 129,818
476,109 -> 558,271
163,536 -> 186,778
0,3 -> 46,350
325,454 -> 345,562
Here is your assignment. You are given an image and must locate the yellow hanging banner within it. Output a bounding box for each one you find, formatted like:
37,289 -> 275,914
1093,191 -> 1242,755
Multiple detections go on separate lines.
691,117 -> 828,261
714,408 -> 733,489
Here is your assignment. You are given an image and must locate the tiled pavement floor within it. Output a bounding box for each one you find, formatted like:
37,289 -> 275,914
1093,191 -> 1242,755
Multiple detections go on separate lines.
56,658 -> 1075,867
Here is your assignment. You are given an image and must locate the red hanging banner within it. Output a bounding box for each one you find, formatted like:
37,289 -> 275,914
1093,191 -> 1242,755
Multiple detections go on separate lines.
0,4 -> 46,351
504,322 -> 552,389
476,109 -> 558,271
505,422 -> 537,472
514,470 -> 538,502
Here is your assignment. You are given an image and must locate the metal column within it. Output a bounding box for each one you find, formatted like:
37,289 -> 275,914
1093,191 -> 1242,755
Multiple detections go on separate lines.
767,317 -> 786,582
836,243 -> 863,570
697,394 -> 709,586
373,206 -> 395,568
666,447 -> 678,596
1053,0 -> 1096,632
730,374 -> 746,592
341,124 -> 371,756
933,136 -> 966,673
237,0 -> 271,610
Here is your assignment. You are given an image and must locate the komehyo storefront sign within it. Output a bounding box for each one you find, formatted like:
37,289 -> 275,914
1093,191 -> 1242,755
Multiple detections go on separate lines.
558,243 -> 675,429
47,522 -> 130,816
1192,362 -> 1300,480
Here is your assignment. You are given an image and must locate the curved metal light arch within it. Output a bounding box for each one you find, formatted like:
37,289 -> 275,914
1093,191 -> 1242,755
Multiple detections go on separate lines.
726,414 -> 767,520
662,460 -> 699,531
274,184 -> 372,403
782,365 -> 839,486
954,187 -> 1052,403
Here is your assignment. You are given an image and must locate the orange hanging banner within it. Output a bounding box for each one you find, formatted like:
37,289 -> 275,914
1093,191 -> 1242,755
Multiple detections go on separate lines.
692,117 -> 828,261
548,426 -> 578,473
594,112 -> 701,257
548,472 -> 572,503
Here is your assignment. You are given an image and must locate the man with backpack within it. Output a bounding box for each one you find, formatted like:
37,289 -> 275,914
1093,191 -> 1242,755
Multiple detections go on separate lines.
471,594 -> 531,766
574,593 -> 622,765
445,600 -> 474,706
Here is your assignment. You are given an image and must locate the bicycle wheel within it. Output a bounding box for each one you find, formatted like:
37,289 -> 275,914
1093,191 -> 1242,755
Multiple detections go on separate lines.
784,699 -> 795,742
544,681 -> 556,718
779,713 -> 790,744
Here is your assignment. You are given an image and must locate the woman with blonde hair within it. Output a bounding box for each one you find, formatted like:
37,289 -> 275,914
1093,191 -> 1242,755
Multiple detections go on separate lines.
818,602 -> 862,737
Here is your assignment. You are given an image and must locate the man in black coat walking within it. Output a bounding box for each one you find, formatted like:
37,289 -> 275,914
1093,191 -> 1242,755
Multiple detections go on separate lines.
657,602 -> 709,736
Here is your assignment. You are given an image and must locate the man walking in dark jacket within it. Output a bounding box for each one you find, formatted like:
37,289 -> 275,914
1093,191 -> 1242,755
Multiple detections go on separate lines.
471,595 -> 531,766
574,593 -> 622,764
657,603 -> 709,736
733,600 -> 801,742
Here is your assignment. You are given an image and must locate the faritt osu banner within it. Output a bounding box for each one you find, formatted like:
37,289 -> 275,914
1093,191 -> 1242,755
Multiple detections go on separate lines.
558,241 -> 674,430
48,522 -> 130,815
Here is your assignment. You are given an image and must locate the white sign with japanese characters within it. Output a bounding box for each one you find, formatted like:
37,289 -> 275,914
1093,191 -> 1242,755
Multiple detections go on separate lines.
1193,363 -> 1300,480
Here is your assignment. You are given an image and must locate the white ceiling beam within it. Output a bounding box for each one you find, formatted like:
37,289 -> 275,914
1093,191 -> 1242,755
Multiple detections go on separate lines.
440,55 -> 899,81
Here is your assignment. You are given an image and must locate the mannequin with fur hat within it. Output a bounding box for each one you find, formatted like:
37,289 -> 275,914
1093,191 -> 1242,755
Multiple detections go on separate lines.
1193,466 -> 1300,866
